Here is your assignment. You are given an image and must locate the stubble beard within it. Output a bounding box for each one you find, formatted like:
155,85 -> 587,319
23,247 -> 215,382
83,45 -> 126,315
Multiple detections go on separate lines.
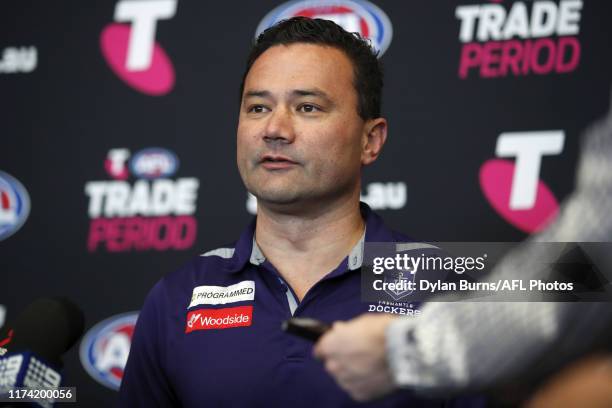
244,168 -> 358,213
245,170 -> 310,206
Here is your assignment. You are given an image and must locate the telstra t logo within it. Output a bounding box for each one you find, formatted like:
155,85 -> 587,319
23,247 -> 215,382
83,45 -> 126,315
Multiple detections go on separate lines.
480,131 -> 565,233
100,0 -> 177,96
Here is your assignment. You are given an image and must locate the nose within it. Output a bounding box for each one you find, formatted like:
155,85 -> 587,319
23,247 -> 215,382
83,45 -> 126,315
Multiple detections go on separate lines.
263,107 -> 295,145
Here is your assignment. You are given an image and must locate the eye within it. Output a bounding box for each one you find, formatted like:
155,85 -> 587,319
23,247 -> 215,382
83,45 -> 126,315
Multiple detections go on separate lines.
247,105 -> 269,114
297,104 -> 321,113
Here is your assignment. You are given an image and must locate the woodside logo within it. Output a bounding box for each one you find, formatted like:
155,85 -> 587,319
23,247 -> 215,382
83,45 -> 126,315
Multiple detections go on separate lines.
185,306 -> 253,333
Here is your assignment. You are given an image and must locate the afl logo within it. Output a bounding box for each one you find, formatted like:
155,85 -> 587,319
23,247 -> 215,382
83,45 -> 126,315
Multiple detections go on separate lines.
79,312 -> 139,390
256,0 -> 393,56
129,148 -> 179,179
0,171 -> 31,241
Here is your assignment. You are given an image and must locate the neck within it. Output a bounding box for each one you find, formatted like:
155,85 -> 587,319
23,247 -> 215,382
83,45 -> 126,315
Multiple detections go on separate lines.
254,193 -> 365,300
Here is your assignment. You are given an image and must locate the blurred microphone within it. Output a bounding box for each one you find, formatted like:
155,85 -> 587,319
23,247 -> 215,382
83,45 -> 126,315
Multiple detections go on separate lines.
0,297 -> 85,407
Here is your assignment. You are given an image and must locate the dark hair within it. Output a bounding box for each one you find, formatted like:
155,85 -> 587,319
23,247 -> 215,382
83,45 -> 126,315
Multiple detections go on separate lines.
240,17 -> 383,120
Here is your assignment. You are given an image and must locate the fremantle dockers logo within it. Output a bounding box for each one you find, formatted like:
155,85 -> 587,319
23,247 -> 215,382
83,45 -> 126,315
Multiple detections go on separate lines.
380,243 -> 441,301
382,264 -> 417,301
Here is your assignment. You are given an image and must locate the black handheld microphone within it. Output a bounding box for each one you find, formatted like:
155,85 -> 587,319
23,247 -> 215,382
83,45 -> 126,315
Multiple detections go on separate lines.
0,297 -> 85,407
282,317 -> 330,342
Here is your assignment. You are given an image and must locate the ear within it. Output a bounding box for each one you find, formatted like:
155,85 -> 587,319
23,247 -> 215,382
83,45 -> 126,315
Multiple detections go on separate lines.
361,118 -> 388,166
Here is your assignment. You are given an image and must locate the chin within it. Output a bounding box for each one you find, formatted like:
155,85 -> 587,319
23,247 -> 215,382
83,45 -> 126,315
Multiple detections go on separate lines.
254,190 -> 302,206
246,178 -> 305,204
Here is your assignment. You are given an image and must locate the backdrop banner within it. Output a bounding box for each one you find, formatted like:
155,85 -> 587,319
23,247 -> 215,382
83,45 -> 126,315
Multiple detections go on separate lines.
2,0 -> 611,405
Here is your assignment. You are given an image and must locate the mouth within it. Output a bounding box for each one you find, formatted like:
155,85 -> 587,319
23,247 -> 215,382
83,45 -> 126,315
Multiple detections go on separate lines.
259,155 -> 299,170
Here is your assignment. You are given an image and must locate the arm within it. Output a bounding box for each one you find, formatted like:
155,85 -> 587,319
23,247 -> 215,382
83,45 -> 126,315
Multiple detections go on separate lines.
317,104 -> 612,398
389,171 -> 612,393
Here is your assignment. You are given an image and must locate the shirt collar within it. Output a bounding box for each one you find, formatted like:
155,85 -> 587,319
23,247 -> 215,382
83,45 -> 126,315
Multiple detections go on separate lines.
227,202 -> 396,274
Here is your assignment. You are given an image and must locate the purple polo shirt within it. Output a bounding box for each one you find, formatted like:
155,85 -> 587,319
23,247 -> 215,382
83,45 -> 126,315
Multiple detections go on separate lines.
120,204 -> 485,407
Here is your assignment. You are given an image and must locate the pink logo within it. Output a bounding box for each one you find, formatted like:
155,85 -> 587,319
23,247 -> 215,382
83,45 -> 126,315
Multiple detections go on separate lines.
455,1 -> 583,79
85,147 -> 200,253
104,158 -> 128,180
100,23 -> 174,95
479,159 -> 559,233
185,306 -> 253,333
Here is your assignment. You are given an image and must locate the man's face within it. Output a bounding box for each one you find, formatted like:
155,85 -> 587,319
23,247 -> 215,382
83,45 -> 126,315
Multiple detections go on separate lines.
237,43 -> 366,210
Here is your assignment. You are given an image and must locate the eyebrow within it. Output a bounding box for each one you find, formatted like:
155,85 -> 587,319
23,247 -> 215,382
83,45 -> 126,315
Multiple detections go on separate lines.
243,88 -> 334,104
292,88 -> 332,101
244,90 -> 272,99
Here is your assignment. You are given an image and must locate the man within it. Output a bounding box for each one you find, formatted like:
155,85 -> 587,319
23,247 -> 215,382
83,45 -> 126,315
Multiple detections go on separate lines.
120,17 -> 483,407
314,90 -> 612,403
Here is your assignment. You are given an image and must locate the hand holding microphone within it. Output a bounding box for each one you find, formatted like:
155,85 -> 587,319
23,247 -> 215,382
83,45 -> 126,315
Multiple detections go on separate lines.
284,314 -> 398,402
